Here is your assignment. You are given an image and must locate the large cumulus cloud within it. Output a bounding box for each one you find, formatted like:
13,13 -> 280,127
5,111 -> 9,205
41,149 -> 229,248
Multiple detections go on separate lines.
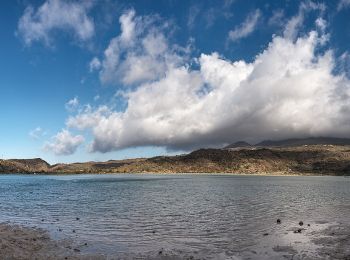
66,7 -> 350,153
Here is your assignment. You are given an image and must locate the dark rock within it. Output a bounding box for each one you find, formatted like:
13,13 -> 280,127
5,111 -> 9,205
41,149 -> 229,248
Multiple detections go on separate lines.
76,217 -> 80,220
72,230 -> 76,233
298,228 -> 302,233
74,248 -> 80,252
263,233 -> 269,236
277,219 -> 281,224
307,224 -> 310,227
299,221 -> 304,226
152,230 -> 156,234
84,242 -> 88,246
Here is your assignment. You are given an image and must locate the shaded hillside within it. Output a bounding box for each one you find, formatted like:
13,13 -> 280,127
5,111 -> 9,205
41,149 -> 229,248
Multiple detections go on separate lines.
225,137 -> 350,148
256,137 -> 350,147
1,145 -> 350,175
224,141 -> 251,149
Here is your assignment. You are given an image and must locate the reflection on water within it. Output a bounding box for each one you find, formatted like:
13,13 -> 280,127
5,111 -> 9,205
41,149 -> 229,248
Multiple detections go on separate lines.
0,174 -> 349,258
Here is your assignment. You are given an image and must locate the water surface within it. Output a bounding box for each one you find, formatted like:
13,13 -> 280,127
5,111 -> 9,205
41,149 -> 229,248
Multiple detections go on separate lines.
0,174 -> 349,259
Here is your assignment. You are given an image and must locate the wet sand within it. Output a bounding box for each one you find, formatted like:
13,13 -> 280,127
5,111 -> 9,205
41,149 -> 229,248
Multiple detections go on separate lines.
0,224 -> 105,260
1,221 -> 349,259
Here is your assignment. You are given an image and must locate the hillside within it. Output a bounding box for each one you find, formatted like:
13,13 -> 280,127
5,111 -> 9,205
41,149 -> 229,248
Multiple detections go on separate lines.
225,137 -> 350,148
1,145 -> 350,175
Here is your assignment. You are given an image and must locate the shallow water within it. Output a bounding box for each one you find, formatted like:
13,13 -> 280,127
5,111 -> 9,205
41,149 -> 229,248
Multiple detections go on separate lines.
0,174 -> 349,259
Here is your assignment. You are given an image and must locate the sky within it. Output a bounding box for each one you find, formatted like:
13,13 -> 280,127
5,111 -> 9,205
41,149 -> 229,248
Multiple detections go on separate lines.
1,0 -> 350,163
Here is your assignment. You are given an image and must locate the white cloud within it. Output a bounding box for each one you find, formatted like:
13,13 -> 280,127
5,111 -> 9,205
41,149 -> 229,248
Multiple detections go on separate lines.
60,6 -> 350,155
228,9 -> 260,42
284,1 -> 325,40
44,129 -> 84,155
268,10 -> 284,27
29,127 -> 46,140
338,0 -> 350,11
89,57 -> 101,72
65,97 -> 79,111
187,5 -> 200,30
17,0 -> 94,46
97,9 -> 185,86
68,12 -> 350,153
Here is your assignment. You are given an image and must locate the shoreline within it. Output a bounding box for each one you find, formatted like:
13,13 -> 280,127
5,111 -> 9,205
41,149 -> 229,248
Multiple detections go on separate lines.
1,220 -> 349,259
0,171 -> 345,177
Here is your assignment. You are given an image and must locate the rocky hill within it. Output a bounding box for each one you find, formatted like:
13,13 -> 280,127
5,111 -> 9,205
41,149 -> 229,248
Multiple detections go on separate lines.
1,145 -> 350,175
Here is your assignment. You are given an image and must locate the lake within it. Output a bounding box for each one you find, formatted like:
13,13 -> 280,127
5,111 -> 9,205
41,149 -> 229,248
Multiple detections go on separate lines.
0,174 -> 349,259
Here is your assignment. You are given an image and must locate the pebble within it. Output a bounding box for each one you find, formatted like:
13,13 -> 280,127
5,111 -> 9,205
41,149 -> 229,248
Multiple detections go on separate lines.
263,233 -> 269,236
277,219 -> 281,224
299,221 -> 304,226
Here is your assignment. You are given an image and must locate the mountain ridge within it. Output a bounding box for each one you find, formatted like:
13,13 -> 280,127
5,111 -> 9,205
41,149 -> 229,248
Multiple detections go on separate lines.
224,137 -> 350,149
1,142 -> 350,175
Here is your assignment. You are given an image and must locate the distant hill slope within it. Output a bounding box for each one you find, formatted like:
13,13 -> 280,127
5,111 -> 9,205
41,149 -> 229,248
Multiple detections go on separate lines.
225,137 -> 350,149
0,158 -> 49,173
1,144 -> 350,175
256,137 -> 350,147
224,141 -> 251,149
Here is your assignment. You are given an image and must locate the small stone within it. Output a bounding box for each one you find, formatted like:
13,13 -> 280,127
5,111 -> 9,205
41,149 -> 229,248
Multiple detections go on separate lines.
297,228 -> 302,233
277,219 -> 281,224
74,248 -> 80,252
152,230 -> 156,234
76,217 -> 80,221
307,224 -> 310,227
84,242 -> 88,246
263,233 -> 269,236
299,221 -> 304,226
72,230 -> 76,233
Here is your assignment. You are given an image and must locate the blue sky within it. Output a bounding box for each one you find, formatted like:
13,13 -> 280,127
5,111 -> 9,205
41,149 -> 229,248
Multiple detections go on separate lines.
1,0 -> 350,163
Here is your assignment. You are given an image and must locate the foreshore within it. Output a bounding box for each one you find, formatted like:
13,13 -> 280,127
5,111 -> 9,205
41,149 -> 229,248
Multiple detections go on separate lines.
0,223 -> 111,260
1,220 -> 349,259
